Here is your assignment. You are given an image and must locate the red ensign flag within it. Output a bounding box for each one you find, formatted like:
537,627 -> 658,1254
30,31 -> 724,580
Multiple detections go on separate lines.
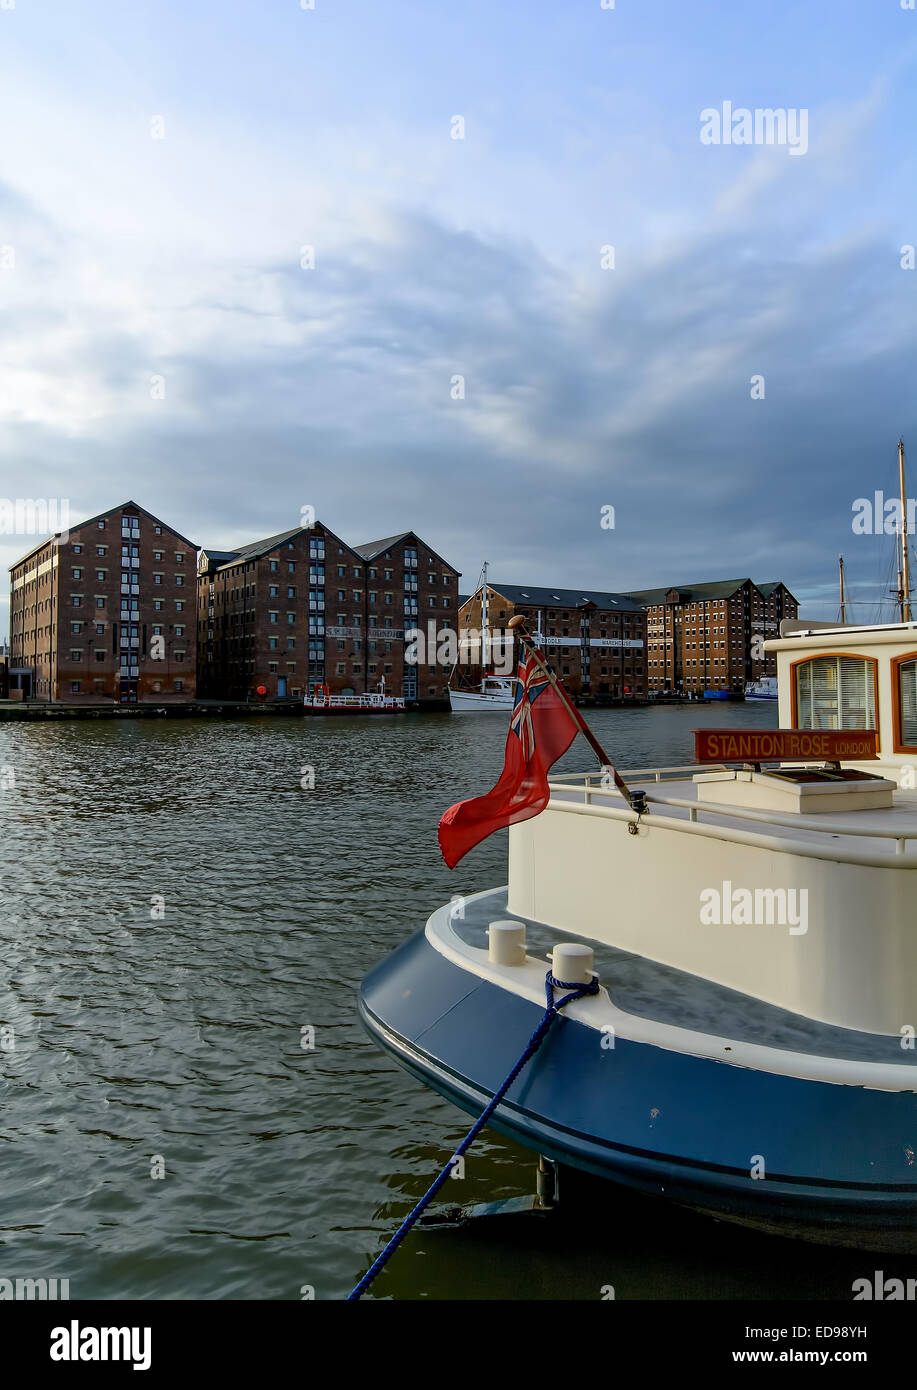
438,651 -> 580,869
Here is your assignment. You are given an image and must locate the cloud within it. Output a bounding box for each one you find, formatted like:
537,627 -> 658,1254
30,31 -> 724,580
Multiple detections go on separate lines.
0,30 -> 915,632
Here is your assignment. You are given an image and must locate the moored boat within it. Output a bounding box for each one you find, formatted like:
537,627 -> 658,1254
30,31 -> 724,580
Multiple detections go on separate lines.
448,560 -> 515,712
359,615 -> 917,1253
448,675 -> 515,712
304,682 -> 405,714
744,675 -> 778,700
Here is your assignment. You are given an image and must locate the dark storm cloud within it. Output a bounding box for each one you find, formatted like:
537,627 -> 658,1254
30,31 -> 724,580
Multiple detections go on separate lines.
0,208 -> 913,625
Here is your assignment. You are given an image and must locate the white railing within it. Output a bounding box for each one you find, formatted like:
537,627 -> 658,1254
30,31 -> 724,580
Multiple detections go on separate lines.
550,765 -> 727,786
546,767 -> 917,854
304,693 -> 406,710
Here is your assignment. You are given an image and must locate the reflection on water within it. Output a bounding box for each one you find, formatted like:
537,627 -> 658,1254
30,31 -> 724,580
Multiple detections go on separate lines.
0,705 -> 902,1298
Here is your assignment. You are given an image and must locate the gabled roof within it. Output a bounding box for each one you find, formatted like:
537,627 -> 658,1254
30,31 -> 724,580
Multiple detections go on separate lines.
214,525 -> 303,569
353,533 -> 411,561
626,578 -> 752,606
354,530 -> 460,574
757,580 -> 797,600
207,520 -> 356,573
472,583 -> 644,613
8,499 -> 197,569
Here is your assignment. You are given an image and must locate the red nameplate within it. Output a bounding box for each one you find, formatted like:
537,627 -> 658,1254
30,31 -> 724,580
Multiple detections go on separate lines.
693,729 -> 878,763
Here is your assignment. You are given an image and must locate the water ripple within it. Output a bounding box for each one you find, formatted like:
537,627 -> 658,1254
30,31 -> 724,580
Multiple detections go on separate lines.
0,707 -> 897,1298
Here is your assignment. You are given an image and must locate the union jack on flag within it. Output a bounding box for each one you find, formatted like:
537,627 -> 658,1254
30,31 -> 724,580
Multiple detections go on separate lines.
509,653 -> 552,760
438,646 -> 580,869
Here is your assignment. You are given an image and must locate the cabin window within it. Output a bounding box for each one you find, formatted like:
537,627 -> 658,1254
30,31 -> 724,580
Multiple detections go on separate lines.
893,655 -> 917,751
794,655 -> 876,731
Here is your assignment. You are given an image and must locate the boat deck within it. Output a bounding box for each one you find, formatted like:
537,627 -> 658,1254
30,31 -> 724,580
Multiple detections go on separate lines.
447,887 -> 917,1068
547,767 -> 917,864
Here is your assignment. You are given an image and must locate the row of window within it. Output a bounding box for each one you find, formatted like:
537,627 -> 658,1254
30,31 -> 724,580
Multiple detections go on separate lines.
483,607 -> 638,623
69,677 -> 183,693
83,516 -> 162,534
671,657 -> 730,667
263,556 -> 442,577
71,568 -> 185,583
71,595 -> 187,611
67,650 -> 186,662
264,661 -> 400,676
68,622 -> 185,635
557,668 -> 639,679
72,544 -> 183,560
227,612 -> 412,630
646,598 -> 785,616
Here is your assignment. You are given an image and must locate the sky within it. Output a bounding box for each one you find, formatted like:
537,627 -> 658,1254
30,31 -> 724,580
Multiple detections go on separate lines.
1,0 -> 916,631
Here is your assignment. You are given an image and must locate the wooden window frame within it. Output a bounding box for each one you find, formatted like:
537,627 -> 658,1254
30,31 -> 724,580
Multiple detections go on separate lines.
790,652 -> 879,735
891,651 -> 917,753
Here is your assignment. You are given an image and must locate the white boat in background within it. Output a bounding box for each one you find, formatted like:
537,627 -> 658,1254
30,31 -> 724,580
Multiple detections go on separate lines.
744,675 -> 778,700
304,675 -> 405,714
304,691 -> 406,714
449,675 -> 515,712
449,561 -> 516,713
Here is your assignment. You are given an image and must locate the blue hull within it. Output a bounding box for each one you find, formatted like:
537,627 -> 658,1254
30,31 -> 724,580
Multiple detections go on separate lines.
360,928 -> 917,1251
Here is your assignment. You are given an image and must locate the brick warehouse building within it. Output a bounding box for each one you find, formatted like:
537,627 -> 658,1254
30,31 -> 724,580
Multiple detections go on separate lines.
9,500 -> 198,703
197,523 -> 460,702
353,533 -> 460,702
625,578 -> 799,696
457,583 -> 648,698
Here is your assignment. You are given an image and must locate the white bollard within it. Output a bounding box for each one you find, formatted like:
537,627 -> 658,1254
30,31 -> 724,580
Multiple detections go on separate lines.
551,943 -> 595,984
488,920 -> 527,966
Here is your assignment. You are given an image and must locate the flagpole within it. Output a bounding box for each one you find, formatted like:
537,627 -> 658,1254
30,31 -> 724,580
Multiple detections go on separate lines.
507,615 -> 640,811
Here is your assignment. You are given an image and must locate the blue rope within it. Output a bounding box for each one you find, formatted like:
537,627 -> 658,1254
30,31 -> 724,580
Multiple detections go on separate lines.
347,968 -> 599,1301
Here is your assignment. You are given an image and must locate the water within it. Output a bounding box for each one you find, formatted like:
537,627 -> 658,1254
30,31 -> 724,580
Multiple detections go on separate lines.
0,703 -> 898,1300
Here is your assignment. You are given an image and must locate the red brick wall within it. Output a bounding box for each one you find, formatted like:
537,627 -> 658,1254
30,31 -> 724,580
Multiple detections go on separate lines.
200,526 -> 460,701
11,503 -> 197,702
457,589 -> 647,697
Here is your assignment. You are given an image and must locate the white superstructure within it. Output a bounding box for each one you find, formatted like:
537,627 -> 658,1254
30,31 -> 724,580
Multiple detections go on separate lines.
505,619 -> 917,1036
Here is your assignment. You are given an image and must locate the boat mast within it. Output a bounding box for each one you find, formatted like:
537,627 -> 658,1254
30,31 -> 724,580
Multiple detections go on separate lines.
838,554 -> 847,624
481,561 -> 490,670
900,440 -> 912,622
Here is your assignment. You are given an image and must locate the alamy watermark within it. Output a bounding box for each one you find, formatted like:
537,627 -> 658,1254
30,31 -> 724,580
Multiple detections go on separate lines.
406,622 -> 514,674
852,492 -> 917,535
852,1271 -> 917,1300
700,102 -> 808,156
0,497 -> 70,543
699,880 -> 808,934
0,1276 -> 70,1299
50,1322 -> 151,1370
